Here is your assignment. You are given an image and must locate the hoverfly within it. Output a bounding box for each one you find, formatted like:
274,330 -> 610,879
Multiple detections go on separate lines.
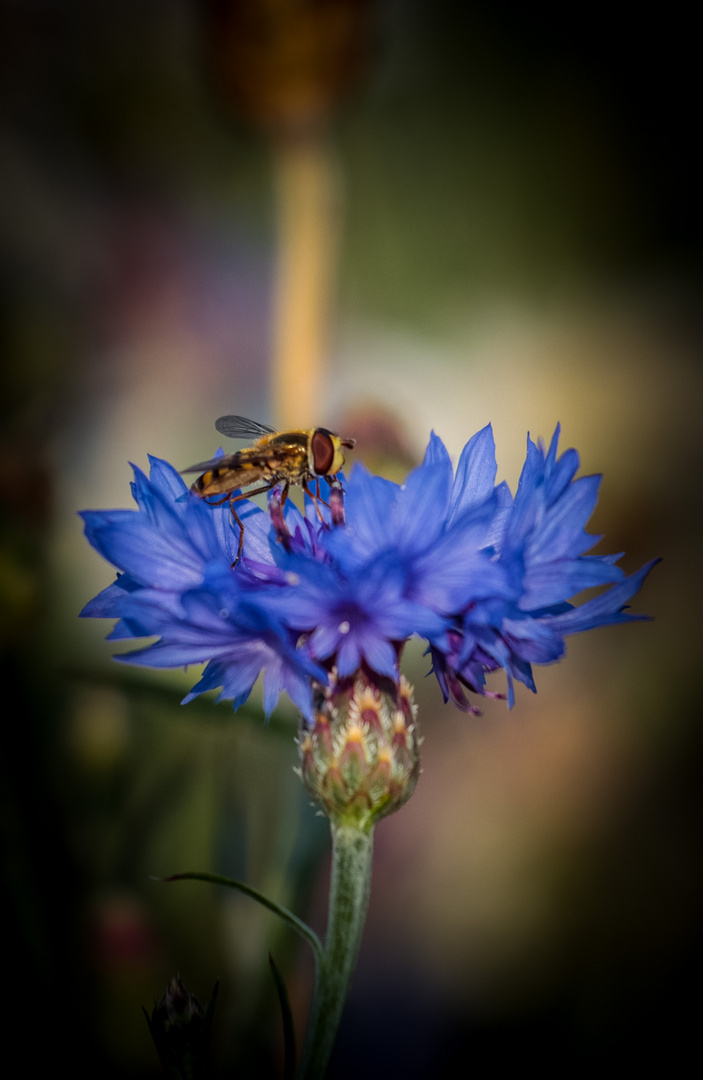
181,415 -> 356,566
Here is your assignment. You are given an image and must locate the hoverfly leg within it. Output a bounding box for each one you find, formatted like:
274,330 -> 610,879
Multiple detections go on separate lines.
269,482 -> 292,552
226,483 -> 275,567
303,480 -> 330,524
313,478 -> 333,510
304,481 -> 326,523
230,502 -> 245,567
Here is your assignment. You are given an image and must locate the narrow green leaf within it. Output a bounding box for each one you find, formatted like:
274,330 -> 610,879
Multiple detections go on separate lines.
269,953 -> 296,1080
155,872 -> 323,962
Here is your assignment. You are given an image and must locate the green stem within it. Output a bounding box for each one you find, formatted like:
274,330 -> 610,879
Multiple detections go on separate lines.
298,823 -> 375,1080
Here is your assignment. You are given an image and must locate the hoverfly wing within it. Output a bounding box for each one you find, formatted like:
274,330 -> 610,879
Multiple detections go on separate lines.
180,453 -> 238,474
215,415 -> 277,439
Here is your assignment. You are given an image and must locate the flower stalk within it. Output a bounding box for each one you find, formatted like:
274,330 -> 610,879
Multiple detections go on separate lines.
295,671 -> 419,1077
299,822 -> 374,1080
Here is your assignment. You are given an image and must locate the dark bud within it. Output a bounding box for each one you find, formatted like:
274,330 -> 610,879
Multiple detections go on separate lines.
144,976 -> 218,1080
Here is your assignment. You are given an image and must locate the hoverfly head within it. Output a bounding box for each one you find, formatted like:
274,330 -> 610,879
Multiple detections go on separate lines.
310,428 -> 356,476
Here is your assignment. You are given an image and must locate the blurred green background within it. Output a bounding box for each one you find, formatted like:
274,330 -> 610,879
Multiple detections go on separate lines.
2,1 -> 701,1076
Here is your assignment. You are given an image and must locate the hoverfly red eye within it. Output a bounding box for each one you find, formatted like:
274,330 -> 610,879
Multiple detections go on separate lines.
311,429 -> 335,475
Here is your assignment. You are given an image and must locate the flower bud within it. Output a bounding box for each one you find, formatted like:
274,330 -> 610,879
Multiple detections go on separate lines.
299,672 -> 421,830
144,976 -> 218,1080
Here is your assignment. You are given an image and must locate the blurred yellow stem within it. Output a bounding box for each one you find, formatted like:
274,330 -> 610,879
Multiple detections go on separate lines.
270,133 -> 340,429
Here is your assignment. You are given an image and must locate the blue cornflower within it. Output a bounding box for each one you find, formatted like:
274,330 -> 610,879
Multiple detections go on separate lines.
80,458 -> 326,719
80,425 -> 657,720
258,552 -> 447,680
427,425 -> 659,708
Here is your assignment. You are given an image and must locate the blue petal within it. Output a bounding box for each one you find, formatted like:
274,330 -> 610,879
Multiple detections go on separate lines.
527,474 -> 601,562
83,514 -> 206,589
502,436 -> 545,552
519,557 -> 624,610
395,460 -> 452,553
422,430 -> 452,469
336,634 -> 363,677
130,461 -> 184,530
116,640 -> 232,667
148,455 -> 190,508
79,573 -> 140,617
356,634 -> 398,679
541,559 -> 660,635
341,464 -> 399,561
448,424 -> 497,524
105,619 -> 143,640
502,617 -> 565,664
545,447 -> 580,505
